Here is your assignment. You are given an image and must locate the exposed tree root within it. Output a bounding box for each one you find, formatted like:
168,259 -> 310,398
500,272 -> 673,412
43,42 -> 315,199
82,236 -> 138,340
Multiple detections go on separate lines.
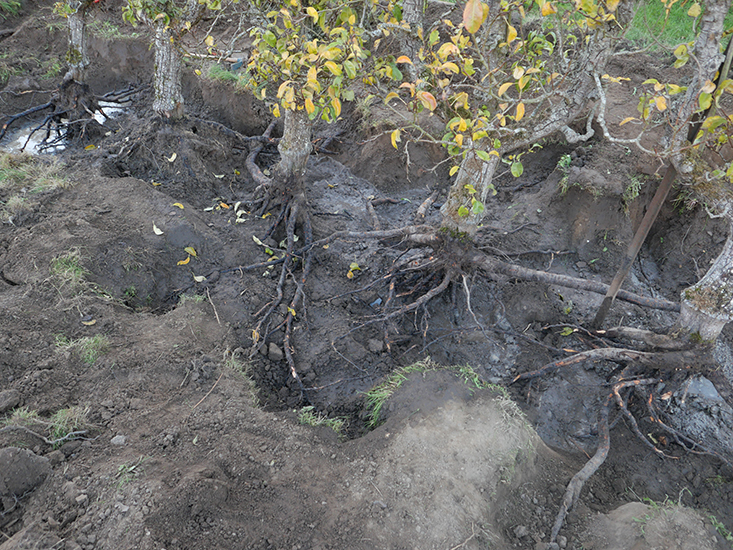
510,336 -> 732,544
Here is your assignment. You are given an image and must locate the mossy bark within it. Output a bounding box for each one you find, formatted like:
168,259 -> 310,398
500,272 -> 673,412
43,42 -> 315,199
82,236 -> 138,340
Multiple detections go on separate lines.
64,10 -> 88,82
440,145 -> 499,238
152,22 -> 184,120
677,219 -> 733,341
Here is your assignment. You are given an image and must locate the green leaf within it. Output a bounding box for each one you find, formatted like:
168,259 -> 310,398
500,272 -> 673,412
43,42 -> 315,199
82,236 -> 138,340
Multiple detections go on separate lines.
471,199 -> 485,215
263,30 -> 277,48
476,150 -> 493,162
699,92 -> 712,111
510,161 -> 524,177
560,327 -> 574,336
458,205 -> 470,217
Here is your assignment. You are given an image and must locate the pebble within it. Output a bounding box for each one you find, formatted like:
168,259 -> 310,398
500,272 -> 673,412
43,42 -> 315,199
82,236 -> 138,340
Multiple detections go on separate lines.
514,525 -> 529,539
268,343 -> 283,362
75,494 -> 88,505
110,435 -> 127,446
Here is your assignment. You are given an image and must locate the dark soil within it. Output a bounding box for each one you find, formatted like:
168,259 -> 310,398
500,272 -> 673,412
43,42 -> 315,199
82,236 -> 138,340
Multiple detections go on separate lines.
1,4 -> 733,550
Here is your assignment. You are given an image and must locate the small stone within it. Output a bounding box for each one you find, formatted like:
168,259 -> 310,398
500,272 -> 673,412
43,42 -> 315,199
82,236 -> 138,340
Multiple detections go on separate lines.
557,535 -> 567,549
0,389 -> 20,413
46,450 -> 65,466
514,525 -> 529,539
110,435 -> 127,446
367,339 -> 384,353
268,343 -> 283,362
75,494 -> 88,505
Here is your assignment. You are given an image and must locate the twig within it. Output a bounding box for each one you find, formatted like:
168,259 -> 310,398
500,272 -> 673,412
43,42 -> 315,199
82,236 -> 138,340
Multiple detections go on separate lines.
191,371 -> 224,411
206,287 -> 221,325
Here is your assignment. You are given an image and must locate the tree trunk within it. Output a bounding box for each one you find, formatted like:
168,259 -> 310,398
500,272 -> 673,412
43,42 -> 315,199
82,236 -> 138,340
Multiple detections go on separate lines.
64,10 -> 88,83
440,144 -> 499,237
152,22 -> 184,120
275,108 -> 313,190
399,0 -> 423,80
677,219 -> 733,341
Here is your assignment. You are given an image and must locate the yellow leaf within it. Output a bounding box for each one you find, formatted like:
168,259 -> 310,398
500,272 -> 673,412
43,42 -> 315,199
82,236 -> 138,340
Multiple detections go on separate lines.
619,116 -> 637,125
384,91 -> 400,104
252,329 -> 260,344
450,165 -> 459,176
324,61 -> 342,75
205,35 -> 214,47
305,98 -> 315,115
516,102 -> 525,121
506,24 -> 517,44
654,96 -> 667,111
332,97 -> 341,117
153,222 -> 164,235
391,128 -> 401,149
272,104 -> 281,117
172,202 -> 184,209
151,181 -> 161,186
455,133 -> 464,147
605,0 -> 619,12
287,306 -> 296,317
219,202 -> 230,209
84,144 -> 96,150
193,274 -> 206,282
416,90 -> 437,111
463,0 -> 486,34
701,80 -> 716,94
396,55 -> 413,64
687,2 -> 701,17
81,318 -> 96,326
306,6 -> 318,22
346,270 -> 354,279
441,62 -> 460,74
541,1 -> 557,15
184,246 -> 198,257
513,66 -> 525,80
177,256 -> 191,266
322,244 -> 329,249
498,82 -> 513,96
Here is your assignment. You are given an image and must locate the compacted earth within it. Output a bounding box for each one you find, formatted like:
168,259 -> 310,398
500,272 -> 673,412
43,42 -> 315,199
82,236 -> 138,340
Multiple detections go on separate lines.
1,2 -> 733,549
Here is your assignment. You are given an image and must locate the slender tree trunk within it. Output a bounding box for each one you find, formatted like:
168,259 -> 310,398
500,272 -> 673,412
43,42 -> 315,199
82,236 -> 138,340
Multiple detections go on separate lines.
64,9 -> 89,82
440,144 -> 499,237
677,219 -> 733,341
399,0 -> 423,80
275,108 -> 313,190
152,21 -> 184,120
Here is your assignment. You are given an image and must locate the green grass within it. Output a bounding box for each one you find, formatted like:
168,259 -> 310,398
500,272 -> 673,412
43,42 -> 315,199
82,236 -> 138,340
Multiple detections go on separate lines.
626,0 -> 733,50
208,63 -> 238,84
55,334 -> 110,365
225,353 -> 259,407
49,406 -> 90,447
0,0 -> 20,19
116,456 -> 146,490
298,406 -> 348,436
50,248 -> 88,290
364,358 -> 511,429
0,153 -> 67,223
88,20 -> 139,39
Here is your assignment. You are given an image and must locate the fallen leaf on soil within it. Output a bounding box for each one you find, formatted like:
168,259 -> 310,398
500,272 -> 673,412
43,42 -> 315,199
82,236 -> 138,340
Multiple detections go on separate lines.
193,275 -> 206,282
172,203 -> 184,209
167,153 -> 177,162
177,256 -> 191,266
153,223 -> 164,235
85,144 -> 96,150
184,247 -> 198,257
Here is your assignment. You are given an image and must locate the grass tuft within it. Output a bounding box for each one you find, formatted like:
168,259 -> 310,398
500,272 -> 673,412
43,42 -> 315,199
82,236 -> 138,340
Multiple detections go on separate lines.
0,153 -> 68,223
298,406 -> 348,437
364,358 -> 510,429
224,352 -> 259,407
55,334 -> 110,365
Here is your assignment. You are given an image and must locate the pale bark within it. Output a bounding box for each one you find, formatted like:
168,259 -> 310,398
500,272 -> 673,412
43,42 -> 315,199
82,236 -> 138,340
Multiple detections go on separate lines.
64,10 -> 89,82
399,0 -> 423,80
672,0 -> 733,341
152,22 -> 184,120
440,145 -> 499,237
276,108 -> 313,183
678,219 -> 733,341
